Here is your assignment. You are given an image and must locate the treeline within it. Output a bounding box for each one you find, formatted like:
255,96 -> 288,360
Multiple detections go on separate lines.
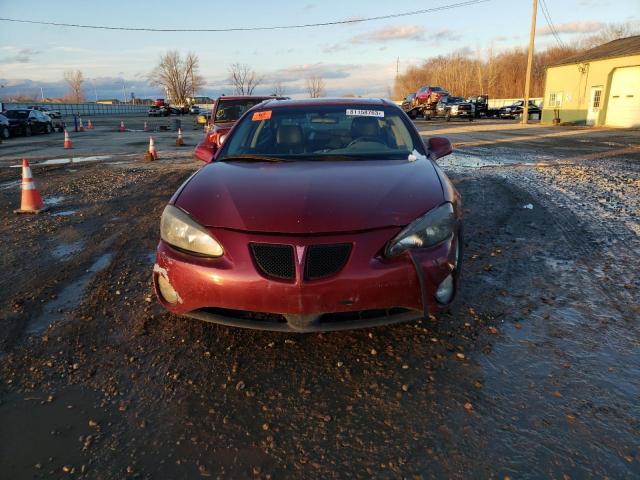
394,45 -> 581,99
394,22 -> 638,99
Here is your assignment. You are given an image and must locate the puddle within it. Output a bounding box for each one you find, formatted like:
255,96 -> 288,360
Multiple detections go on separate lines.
8,156 -> 111,168
51,241 -> 83,259
44,195 -> 66,206
27,253 -> 113,335
53,209 -> 78,217
0,179 -> 21,191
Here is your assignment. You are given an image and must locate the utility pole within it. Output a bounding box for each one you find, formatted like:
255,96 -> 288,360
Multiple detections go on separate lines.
522,0 -> 537,124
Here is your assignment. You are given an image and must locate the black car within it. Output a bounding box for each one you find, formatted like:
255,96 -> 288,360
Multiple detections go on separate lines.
499,100 -> 541,119
435,96 -> 474,121
27,105 -> 62,119
401,93 -> 417,118
0,113 -> 10,140
466,95 -> 489,117
3,109 -> 54,136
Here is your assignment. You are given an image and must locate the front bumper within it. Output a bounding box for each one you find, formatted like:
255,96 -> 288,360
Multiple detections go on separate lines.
153,227 -> 461,332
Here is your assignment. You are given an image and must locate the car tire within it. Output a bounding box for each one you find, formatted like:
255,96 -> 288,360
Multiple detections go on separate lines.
445,113 -> 451,122
24,126 -> 32,137
409,110 -> 417,120
469,117 -> 474,122
45,123 -> 53,134
1,126 -> 9,139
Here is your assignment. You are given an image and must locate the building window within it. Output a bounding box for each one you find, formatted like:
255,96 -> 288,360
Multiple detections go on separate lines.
549,91 -> 563,107
593,89 -> 602,108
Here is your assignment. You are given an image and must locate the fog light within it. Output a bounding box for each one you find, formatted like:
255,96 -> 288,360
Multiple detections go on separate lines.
435,274 -> 454,304
157,274 -> 180,304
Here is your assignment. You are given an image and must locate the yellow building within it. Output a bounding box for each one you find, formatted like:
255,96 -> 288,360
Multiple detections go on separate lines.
542,35 -> 640,127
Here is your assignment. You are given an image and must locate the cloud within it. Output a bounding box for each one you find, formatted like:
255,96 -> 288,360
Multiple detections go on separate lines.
538,21 -> 604,35
350,25 -> 425,44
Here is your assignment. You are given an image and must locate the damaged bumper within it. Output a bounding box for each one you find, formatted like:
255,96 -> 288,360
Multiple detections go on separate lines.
153,227 -> 461,332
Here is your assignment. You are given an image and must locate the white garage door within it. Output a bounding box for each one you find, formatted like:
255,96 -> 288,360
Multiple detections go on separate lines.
606,66 -> 640,127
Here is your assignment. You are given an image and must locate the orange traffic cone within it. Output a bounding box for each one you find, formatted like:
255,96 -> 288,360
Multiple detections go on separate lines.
143,121 -> 149,132
87,119 -> 93,129
63,129 -> 73,149
145,136 -> 158,161
14,159 -> 48,214
176,127 -> 184,146
119,121 -> 126,132
79,118 -> 85,132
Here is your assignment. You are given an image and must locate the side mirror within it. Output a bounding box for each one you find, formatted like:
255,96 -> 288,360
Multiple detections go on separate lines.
427,136 -> 453,160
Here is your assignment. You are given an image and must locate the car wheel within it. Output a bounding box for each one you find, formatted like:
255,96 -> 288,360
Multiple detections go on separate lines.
409,110 -> 417,120
469,116 -> 474,122
45,123 -> 53,134
445,113 -> 451,122
1,126 -> 9,139
24,126 -> 32,137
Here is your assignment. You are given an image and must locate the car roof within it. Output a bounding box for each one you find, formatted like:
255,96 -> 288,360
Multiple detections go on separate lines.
257,97 -> 396,109
218,95 -> 277,102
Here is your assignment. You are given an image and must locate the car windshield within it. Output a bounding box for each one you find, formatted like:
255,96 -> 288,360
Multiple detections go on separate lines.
432,87 -> 445,92
449,97 -> 464,103
214,99 -> 265,123
218,104 -> 423,161
4,110 -> 29,119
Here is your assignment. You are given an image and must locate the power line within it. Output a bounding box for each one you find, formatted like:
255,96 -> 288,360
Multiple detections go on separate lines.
539,0 -> 567,49
0,0 -> 489,32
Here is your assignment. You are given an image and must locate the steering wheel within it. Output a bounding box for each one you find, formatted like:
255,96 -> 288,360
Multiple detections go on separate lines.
346,137 -> 386,148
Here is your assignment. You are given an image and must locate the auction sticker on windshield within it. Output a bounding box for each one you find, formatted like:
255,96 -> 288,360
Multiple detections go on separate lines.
346,109 -> 385,118
252,110 -> 272,121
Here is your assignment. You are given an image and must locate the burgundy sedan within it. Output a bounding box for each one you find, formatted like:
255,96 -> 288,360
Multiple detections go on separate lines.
155,98 -> 462,332
194,96 -> 279,163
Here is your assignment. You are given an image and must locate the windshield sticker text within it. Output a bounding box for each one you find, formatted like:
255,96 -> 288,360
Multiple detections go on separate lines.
252,110 -> 272,121
346,109 -> 384,118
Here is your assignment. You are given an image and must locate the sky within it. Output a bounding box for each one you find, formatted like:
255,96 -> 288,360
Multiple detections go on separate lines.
0,0 -> 638,100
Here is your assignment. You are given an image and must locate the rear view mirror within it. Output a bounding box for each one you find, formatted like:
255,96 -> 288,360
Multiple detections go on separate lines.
427,136 -> 453,160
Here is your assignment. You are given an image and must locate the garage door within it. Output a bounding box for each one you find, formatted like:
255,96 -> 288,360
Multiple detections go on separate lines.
605,66 -> 640,127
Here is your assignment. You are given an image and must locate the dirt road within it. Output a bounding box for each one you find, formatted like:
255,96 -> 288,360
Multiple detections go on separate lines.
0,120 -> 638,479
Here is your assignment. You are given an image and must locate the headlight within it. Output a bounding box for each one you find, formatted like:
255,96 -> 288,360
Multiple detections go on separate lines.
160,205 -> 224,257
451,105 -> 459,112
386,203 -> 455,257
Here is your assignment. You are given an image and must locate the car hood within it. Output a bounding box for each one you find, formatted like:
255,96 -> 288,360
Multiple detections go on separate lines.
175,159 -> 444,233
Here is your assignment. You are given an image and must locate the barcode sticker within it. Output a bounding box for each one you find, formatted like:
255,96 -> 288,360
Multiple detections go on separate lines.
346,109 -> 384,118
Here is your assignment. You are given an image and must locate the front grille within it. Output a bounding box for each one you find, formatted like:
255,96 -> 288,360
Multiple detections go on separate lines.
304,243 -> 352,281
250,243 -> 295,280
319,308 -> 411,323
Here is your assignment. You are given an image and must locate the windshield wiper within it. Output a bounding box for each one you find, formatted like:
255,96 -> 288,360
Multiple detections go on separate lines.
220,154 -> 290,163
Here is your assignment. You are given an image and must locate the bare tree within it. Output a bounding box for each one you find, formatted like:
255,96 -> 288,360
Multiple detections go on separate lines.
271,81 -> 286,96
581,21 -> 639,49
228,63 -> 262,95
306,76 -> 325,98
64,70 -> 85,103
148,51 -> 205,106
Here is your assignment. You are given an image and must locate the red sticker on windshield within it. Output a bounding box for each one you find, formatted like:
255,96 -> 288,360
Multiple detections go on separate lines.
252,110 -> 272,121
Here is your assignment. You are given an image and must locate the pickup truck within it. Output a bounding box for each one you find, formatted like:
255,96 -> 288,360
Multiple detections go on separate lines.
434,96 -> 475,121
404,85 -> 449,119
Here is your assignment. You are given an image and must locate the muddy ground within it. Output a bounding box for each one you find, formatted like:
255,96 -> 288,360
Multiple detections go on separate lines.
0,118 -> 638,479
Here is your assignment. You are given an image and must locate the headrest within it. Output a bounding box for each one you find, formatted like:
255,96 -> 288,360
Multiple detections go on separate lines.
276,125 -> 303,146
351,117 -> 380,138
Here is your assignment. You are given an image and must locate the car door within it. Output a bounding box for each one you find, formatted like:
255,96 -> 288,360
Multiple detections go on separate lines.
28,111 -> 41,132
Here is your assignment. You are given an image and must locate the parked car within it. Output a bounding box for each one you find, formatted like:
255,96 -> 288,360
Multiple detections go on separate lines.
27,105 -> 62,119
194,95 -> 279,162
148,106 -> 163,117
499,100 -> 541,119
435,96 -> 475,121
189,105 -> 201,115
465,95 -> 489,117
196,111 -> 211,125
412,85 -> 449,119
156,98 -> 462,332
3,109 -> 54,136
0,113 -> 10,140
401,93 -> 417,118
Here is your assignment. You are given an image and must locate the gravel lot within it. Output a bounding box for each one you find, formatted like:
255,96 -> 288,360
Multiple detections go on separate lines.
0,117 -> 638,479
